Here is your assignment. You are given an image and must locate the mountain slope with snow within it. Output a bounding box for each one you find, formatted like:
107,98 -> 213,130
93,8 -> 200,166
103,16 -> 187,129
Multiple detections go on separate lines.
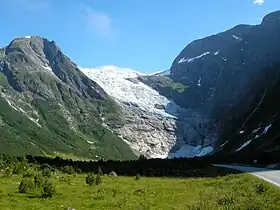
81,66 -> 215,158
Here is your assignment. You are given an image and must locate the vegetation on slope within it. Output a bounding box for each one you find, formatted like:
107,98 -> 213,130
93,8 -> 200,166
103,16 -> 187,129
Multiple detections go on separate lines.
0,37 -> 135,161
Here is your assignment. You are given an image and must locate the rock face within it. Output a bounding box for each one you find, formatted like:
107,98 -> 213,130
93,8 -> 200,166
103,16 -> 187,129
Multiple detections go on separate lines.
0,36 -> 135,160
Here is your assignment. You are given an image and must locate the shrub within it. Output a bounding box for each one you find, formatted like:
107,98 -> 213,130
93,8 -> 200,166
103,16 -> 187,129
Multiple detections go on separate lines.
217,195 -> 235,206
95,174 -> 102,185
255,182 -> 268,194
34,172 -> 45,188
13,163 -> 25,175
75,168 -> 82,174
42,168 -> 52,178
135,173 -> 140,180
42,181 -> 56,198
23,168 -> 35,178
86,173 -> 95,186
61,166 -> 75,175
19,178 -> 34,193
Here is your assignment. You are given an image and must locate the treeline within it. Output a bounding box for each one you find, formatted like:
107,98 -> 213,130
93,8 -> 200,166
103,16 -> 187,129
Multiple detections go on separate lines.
0,151 -> 278,179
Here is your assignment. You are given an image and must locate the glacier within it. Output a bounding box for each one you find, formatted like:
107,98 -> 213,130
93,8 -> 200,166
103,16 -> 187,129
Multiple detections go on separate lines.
80,65 -> 214,159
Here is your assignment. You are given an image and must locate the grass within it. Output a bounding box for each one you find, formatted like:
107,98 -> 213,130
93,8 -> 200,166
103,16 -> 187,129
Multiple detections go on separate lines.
1,170 -> 280,210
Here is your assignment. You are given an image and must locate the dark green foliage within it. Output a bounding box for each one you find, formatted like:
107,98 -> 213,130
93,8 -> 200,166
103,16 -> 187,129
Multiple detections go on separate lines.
217,195 -> 235,206
19,178 -> 34,193
95,174 -> 102,185
61,165 -> 75,174
135,174 -> 140,180
34,172 -> 45,188
12,163 -> 25,175
75,168 -> 82,174
42,168 -> 52,178
42,181 -> 56,198
23,168 -> 35,178
86,173 -> 95,186
255,182 -> 268,194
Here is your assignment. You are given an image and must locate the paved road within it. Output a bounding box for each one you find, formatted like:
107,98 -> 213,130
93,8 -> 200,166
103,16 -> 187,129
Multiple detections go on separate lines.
213,164 -> 280,187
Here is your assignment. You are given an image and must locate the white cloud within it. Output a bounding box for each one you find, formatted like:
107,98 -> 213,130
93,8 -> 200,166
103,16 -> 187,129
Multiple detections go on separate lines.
253,0 -> 264,5
87,10 -> 113,38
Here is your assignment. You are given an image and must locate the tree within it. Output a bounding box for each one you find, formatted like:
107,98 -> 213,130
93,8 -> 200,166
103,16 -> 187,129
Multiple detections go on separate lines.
95,174 -> 102,185
98,166 -> 103,176
86,173 -> 95,186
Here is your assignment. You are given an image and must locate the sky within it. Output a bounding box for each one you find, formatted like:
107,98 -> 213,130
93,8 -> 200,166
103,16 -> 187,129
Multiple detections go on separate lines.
0,0 -> 280,73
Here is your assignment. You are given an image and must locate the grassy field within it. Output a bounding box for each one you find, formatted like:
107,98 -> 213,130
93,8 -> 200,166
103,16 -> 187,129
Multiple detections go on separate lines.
1,169 -> 280,210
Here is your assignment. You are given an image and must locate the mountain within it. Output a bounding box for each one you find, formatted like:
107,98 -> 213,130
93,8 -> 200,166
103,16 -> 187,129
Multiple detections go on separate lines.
1,10 -> 280,161
131,10 -> 280,158
0,36 -> 136,160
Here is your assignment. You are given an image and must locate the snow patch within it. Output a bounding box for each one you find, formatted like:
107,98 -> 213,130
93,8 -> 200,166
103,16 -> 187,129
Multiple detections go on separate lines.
232,35 -> 243,41
24,36 -> 31,39
178,58 -> 187,64
236,140 -> 252,152
263,124 -> 272,134
178,52 -> 210,64
197,77 -> 202,87
220,140 -> 229,148
87,140 -> 94,144
239,130 -> 245,134
80,66 -> 181,118
214,51 -> 219,55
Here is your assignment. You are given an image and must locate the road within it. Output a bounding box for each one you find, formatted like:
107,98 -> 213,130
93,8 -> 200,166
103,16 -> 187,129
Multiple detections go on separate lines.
213,164 -> 280,187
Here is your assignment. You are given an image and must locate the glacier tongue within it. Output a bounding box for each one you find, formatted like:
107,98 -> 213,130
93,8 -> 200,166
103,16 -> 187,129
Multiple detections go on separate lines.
80,65 -> 214,158
80,66 -> 180,118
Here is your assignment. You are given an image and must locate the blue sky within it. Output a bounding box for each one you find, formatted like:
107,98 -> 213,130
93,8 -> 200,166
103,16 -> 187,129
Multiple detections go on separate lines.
1,0 -> 280,73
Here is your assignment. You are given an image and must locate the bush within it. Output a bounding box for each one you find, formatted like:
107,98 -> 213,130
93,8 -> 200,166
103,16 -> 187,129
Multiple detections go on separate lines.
255,182 -> 268,194
86,173 -> 95,186
135,173 -> 140,180
23,168 -> 35,178
19,178 -> 34,193
34,172 -> 45,188
61,166 -> 75,175
13,163 -> 25,175
75,168 -> 82,174
42,181 -> 56,198
96,174 -> 102,185
42,168 -> 52,178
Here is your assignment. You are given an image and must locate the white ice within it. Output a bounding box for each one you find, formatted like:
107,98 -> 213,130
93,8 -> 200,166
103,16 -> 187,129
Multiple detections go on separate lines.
80,65 -> 181,118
